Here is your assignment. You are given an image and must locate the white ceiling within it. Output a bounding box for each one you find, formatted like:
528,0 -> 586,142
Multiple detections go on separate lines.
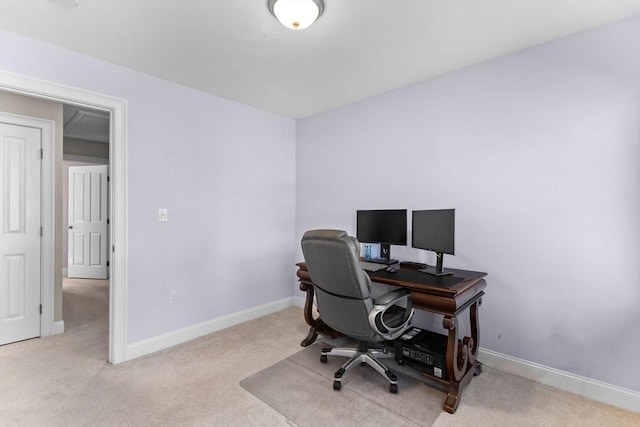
63,104 -> 110,143
1,0 -> 640,118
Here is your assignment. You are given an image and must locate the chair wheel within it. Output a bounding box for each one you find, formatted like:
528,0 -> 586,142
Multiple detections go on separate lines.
320,355 -> 327,363
390,383 -> 398,394
333,380 -> 341,391
360,361 -> 366,367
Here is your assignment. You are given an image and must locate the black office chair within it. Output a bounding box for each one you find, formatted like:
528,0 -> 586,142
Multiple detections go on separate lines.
301,229 -> 414,393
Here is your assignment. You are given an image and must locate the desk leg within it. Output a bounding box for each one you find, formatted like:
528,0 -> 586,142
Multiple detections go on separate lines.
468,298 -> 481,365
300,281 -> 319,347
442,297 -> 482,414
298,277 -> 344,347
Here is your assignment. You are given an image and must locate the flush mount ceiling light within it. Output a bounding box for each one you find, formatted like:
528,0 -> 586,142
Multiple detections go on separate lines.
268,0 -> 324,30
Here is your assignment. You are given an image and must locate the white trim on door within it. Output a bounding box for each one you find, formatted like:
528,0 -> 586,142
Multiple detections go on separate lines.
0,70 -> 129,364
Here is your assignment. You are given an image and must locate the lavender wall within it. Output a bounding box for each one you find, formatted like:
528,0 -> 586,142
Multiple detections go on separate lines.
296,16 -> 640,391
0,30 -> 296,343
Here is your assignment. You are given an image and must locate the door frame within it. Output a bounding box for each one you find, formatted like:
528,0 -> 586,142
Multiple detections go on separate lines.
0,70 -> 128,364
0,112 -> 53,340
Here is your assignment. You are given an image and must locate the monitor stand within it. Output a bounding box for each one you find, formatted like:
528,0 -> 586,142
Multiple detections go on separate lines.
380,243 -> 391,260
371,243 -> 398,265
419,252 -> 453,276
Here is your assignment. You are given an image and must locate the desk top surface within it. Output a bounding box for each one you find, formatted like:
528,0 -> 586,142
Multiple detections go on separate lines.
296,262 -> 487,298
369,268 -> 486,297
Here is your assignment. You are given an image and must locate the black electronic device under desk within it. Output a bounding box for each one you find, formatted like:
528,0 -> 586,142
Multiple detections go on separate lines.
394,327 -> 449,380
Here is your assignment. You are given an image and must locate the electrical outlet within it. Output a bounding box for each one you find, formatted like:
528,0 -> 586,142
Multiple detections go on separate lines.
169,290 -> 178,305
159,208 -> 168,222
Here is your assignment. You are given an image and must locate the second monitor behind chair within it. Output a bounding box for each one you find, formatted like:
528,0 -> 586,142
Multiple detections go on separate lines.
356,209 -> 407,264
301,229 -> 414,393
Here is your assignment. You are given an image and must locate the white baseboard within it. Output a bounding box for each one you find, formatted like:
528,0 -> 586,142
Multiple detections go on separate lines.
292,295 -> 305,308
125,296 -> 295,361
479,348 -> 640,414
121,296 -> 638,413
52,320 -> 65,335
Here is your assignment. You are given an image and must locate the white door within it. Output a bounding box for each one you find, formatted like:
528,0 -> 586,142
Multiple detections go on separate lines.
67,165 -> 109,279
0,123 -> 42,345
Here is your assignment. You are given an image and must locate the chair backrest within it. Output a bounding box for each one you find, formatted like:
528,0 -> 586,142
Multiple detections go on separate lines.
301,229 -> 375,340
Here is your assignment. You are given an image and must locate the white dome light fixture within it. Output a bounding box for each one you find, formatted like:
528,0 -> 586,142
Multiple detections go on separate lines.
268,0 -> 324,30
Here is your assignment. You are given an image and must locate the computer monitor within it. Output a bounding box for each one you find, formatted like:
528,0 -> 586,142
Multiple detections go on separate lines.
356,209 -> 407,263
412,209 -> 455,276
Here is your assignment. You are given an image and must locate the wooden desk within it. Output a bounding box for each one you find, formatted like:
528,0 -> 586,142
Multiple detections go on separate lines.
296,262 -> 487,414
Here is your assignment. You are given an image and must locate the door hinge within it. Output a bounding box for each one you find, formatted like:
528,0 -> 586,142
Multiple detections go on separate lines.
107,176 -> 110,182
40,148 -> 43,159
107,261 -> 110,267
40,226 -> 43,237
39,304 -> 42,315
107,218 -> 110,224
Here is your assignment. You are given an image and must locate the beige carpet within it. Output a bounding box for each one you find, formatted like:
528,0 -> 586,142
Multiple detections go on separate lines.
240,341 -> 444,426
242,340 -> 640,427
62,277 -> 110,330
431,365 -> 640,427
0,278 -> 310,426
1,277 -> 638,426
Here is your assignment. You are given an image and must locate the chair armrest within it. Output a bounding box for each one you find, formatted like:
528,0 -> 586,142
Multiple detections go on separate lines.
369,288 -> 414,340
373,288 -> 411,307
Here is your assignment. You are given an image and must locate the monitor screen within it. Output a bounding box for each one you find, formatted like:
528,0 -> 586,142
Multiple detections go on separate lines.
412,209 -> 455,255
356,209 -> 407,245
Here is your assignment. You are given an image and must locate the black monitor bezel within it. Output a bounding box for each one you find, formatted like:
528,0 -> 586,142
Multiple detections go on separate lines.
411,209 -> 455,255
356,209 -> 408,246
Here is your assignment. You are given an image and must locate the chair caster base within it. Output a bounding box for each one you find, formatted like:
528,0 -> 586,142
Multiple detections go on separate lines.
322,342 -> 402,393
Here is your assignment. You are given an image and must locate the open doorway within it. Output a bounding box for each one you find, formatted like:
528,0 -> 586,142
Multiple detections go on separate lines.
62,104 -> 110,349
0,70 -> 128,363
